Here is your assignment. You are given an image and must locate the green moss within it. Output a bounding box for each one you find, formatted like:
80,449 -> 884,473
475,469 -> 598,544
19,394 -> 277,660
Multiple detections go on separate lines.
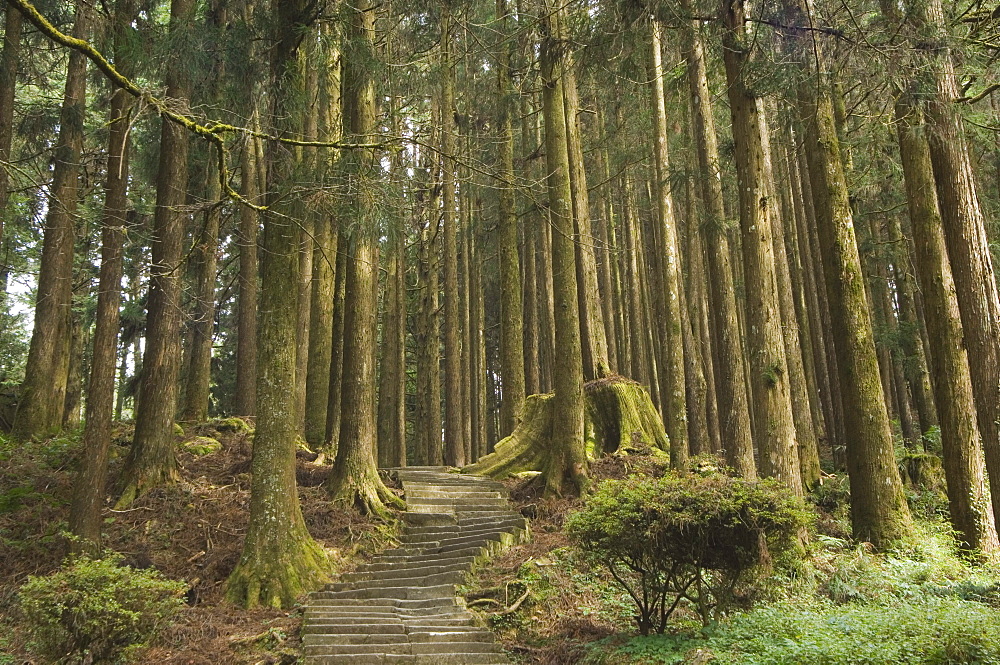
182,436 -> 222,456
210,417 -> 254,434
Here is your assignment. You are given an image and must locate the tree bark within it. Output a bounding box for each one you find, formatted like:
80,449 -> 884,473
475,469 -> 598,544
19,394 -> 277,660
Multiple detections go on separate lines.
69,0 -> 136,551
721,0 -> 802,493
895,94 -> 998,555
14,0 -> 89,440
647,19 -> 688,466
225,1 -> 330,609
0,2 -> 22,244
681,14 -> 754,476
326,0 -> 404,515
118,0 -> 193,503
785,0 -> 911,543
540,3 -> 587,494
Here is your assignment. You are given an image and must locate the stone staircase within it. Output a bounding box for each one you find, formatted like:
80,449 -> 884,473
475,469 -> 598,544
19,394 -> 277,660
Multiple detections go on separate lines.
302,467 -> 529,664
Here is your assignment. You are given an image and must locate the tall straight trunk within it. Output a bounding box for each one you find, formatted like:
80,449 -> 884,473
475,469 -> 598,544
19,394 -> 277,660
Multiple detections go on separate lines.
796,136 -> 847,467
910,0 -> 1000,522
69,0 -> 135,550
540,4 -> 587,493
235,134 -> 260,417
520,96 -> 542,396
294,217 -> 313,434
225,0 -> 329,609
782,133 -> 829,460
647,20 -> 687,465
888,212 -> 937,435
377,215 -> 406,468
682,14 -> 754,476
307,24 -> 341,443
182,152 -> 221,422
14,0 -> 89,440
326,0 -> 401,516
593,114 -> 619,374
439,5 -> 463,467
497,0 -> 525,436
563,54 -> 609,380
415,186 -> 441,465
537,211 -> 556,393
895,95 -> 998,554
325,231 -> 348,450
622,172 -> 646,389
64,309 -> 83,428
458,157 -> 473,463
472,217 -> 488,458
766,107 -> 821,489
0,3 -> 21,243
785,0 -> 911,543
306,220 -> 337,445
119,0 -> 193,503
721,0 -> 802,493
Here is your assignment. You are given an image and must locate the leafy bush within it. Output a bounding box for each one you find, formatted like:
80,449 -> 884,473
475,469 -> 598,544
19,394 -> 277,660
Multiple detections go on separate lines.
566,472 -> 810,634
19,556 -> 186,664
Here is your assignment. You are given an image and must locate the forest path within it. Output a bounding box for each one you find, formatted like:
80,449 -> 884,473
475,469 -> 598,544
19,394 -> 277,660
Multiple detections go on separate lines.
302,467 -> 529,664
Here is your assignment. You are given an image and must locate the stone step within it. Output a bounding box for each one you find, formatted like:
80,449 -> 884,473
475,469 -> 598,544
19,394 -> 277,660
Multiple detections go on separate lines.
359,555 -> 477,572
328,569 -> 465,591
306,652 -> 509,664
315,583 -> 457,601
349,560 -> 471,579
405,488 -> 503,499
305,630 -> 493,646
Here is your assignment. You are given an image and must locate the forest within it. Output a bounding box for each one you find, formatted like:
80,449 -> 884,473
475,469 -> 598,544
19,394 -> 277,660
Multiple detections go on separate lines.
3,0 -> 1000,661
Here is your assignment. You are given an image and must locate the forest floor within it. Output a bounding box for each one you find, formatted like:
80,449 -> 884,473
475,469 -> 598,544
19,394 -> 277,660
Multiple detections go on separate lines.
3,426 -> 1000,664
0,421 -> 398,665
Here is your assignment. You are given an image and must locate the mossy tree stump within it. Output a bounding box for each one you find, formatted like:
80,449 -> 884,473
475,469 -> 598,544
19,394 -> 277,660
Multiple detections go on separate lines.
463,376 -> 668,484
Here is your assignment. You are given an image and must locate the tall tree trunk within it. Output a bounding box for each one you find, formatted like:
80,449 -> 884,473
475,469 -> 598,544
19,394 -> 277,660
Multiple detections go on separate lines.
540,3 -> 587,494
593,113 -> 619,374
0,2 -> 22,244
785,0 -> 911,543
910,0 -> 1000,523
14,0 -> 89,440
439,4 -> 463,467
766,107 -> 821,489
225,0 -> 329,608
326,0 -> 404,514
294,217 -> 313,435
497,0 -> 525,437
118,0 -> 194,503
182,152 -> 221,422
647,20 -> 687,465
235,132 -> 260,417
895,94 -> 999,554
69,0 -> 136,551
721,0 -> 802,493
563,51 -> 609,380
325,230 -> 348,451
682,14 -> 754,476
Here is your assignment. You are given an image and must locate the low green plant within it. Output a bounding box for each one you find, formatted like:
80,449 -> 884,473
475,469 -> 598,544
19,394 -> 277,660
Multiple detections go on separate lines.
566,471 -> 811,634
19,556 -> 186,664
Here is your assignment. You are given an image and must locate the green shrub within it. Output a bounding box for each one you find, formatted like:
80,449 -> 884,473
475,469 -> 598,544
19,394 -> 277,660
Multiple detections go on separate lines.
566,472 -> 810,634
19,556 -> 186,664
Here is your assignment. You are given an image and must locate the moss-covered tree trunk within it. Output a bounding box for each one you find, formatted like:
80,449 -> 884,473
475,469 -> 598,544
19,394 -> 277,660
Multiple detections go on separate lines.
721,0 -> 802,494
325,0 -> 404,516
647,20 -> 688,466
235,129 -> 260,418
464,378 -> 668,480
681,11 -> 755,477
14,0 -> 87,441
117,0 -> 192,503
539,2 -> 587,495
497,0 -> 526,440
785,0 -> 911,544
225,1 -> 331,609
68,0 -> 135,552
895,93 -> 998,555
0,2 -> 22,245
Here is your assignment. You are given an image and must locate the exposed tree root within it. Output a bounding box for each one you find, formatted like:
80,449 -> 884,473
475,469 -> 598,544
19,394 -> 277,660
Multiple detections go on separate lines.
464,376 -> 668,486
328,461 -> 405,521
224,521 -> 330,609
